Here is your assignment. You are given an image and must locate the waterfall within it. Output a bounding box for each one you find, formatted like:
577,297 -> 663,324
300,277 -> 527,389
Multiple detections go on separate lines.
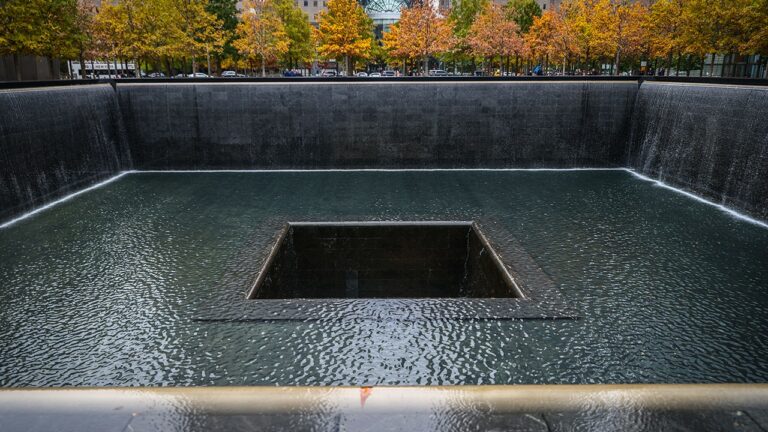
0,84 -> 131,221
116,81 -> 637,169
627,82 -> 768,220
2,80 -> 766,223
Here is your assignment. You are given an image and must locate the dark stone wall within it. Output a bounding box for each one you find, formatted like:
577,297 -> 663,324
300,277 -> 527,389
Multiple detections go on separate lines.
627,82 -> 768,220
0,85 -> 131,221
3,80 -> 768,223
117,82 -> 638,169
0,55 -> 60,81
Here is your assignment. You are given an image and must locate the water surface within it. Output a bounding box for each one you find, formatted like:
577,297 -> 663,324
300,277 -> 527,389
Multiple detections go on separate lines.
1,170 -> 767,386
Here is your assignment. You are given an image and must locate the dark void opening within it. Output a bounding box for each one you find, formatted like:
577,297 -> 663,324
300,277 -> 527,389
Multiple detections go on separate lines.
247,222 -> 523,299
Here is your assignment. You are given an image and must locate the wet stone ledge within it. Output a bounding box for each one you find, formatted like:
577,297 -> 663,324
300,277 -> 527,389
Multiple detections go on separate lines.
195,218 -> 576,322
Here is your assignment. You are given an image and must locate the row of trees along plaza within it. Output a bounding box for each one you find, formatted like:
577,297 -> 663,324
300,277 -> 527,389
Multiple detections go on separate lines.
0,0 -> 767,79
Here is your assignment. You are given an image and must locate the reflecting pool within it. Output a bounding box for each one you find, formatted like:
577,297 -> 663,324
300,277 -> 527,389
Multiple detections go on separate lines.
1,170 -> 767,386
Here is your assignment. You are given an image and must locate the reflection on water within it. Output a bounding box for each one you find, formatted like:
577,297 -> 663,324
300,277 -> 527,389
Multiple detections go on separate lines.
1,171 -> 767,386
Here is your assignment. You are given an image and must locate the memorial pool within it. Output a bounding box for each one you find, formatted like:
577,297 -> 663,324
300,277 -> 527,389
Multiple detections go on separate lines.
1,169 -> 767,387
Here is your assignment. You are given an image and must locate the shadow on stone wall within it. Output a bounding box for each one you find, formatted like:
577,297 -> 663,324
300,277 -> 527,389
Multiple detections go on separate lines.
0,55 -> 60,82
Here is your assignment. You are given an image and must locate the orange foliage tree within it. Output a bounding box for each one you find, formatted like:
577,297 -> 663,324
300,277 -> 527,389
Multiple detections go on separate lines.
234,0 -> 289,76
525,9 -> 578,73
561,0 -> 614,72
609,1 -> 648,74
466,3 -> 524,74
384,3 -> 454,75
315,0 -> 373,76
646,0 -> 685,71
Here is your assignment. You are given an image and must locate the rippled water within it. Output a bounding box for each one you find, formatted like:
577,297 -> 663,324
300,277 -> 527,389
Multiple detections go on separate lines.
1,170 -> 767,386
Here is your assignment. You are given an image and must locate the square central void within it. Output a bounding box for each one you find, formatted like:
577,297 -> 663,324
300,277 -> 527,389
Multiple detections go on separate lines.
248,222 -> 523,299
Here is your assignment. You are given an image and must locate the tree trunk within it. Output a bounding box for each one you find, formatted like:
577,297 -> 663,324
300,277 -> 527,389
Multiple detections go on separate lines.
585,48 -> 590,75
346,55 -> 353,76
614,49 -> 621,75
135,58 -> 141,78
206,47 -> 212,76
49,58 -> 56,80
260,53 -> 267,77
423,55 -> 429,75
79,51 -> 86,79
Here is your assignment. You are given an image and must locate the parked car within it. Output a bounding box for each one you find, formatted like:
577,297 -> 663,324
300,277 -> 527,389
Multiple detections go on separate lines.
221,70 -> 244,77
428,69 -> 447,76
356,71 -> 368,77
369,72 -> 382,77
320,70 -> 337,77
381,70 -> 396,77
148,72 -> 165,78
188,72 -> 209,78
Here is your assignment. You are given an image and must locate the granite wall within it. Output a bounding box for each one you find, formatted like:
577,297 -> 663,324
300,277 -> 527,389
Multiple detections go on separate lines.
627,82 -> 768,220
0,84 -> 131,221
116,82 -> 638,169
2,80 -> 768,224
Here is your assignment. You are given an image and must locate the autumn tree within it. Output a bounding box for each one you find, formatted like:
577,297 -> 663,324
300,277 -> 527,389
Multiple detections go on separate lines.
174,0 -> 225,74
205,0 -> 240,73
646,0 -> 685,73
71,0 -> 98,78
608,1 -> 648,75
503,0 -> 541,33
393,3 -> 454,74
0,0 -> 48,78
97,0 -> 143,76
382,21 -> 408,71
742,0 -> 768,59
561,0 -> 613,73
91,2 -> 120,75
0,0 -> 83,79
315,0 -> 373,76
235,0 -> 289,76
93,0 -> 172,77
274,0 -> 314,69
526,9 -> 578,73
448,0 -> 487,70
466,3 -> 524,74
